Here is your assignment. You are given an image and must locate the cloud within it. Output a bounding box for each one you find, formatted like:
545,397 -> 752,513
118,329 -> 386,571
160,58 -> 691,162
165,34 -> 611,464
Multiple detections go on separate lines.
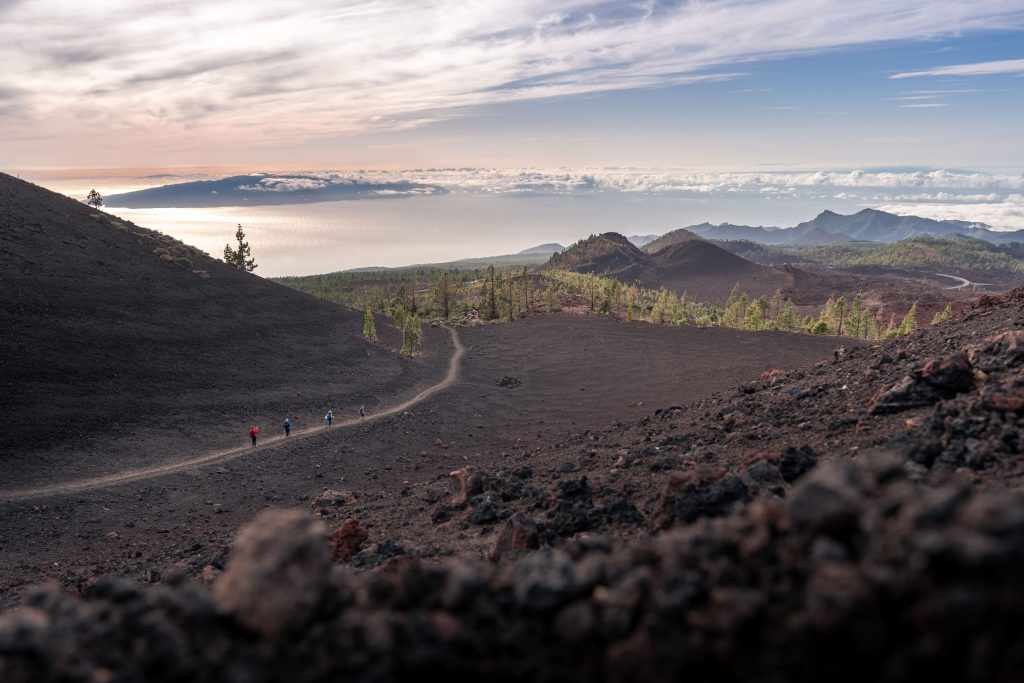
891,58 -> 1024,79
877,202 -> 1024,231
2,0 -> 1024,155
899,103 -> 949,108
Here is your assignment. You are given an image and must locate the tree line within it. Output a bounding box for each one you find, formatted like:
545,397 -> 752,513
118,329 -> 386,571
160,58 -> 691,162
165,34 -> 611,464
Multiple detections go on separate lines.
279,263 -> 947,341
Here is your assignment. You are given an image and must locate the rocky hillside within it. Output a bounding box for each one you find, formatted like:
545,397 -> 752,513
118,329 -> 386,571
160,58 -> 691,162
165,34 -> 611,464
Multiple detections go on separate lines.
3,284 -> 1024,681
544,232 -> 656,282
0,173 -> 438,460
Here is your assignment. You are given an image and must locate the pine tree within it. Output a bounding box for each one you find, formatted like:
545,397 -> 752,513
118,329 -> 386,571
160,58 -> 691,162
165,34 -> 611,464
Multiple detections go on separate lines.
506,276 -> 515,321
599,285 -> 613,314
769,290 -> 782,322
86,189 -> 103,208
401,317 -> 422,357
848,291 -> 866,338
363,305 -> 378,342
834,296 -> 847,336
521,267 -> 531,314
432,272 -> 451,320
931,303 -> 953,325
223,224 -> 257,272
485,265 -> 499,320
494,272 -> 505,320
898,302 -> 918,335
777,300 -> 797,331
546,284 -> 560,312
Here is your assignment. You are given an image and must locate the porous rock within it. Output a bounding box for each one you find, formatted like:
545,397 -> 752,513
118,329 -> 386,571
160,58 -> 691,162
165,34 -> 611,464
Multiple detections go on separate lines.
213,509 -> 330,637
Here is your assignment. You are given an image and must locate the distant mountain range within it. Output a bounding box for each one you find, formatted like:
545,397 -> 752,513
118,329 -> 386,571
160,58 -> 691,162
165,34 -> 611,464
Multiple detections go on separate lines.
627,234 -> 659,247
105,174 -> 448,207
672,209 -> 1024,246
517,243 -> 565,256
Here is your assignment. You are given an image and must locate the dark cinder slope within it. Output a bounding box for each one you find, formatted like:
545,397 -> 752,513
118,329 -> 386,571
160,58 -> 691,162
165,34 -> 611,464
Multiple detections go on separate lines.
0,174 -> 440,460
651,239 -> 795,302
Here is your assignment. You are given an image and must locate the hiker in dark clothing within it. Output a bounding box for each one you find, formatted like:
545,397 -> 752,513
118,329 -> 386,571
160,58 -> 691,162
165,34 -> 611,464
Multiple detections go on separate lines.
249,426 -> 259,446
358,405 -> 365,420
324,409 -> 333,426
283,418 -> 292,436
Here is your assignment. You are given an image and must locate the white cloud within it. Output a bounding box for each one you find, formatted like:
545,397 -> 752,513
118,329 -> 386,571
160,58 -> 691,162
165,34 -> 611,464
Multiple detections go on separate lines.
891,58 -> 1024,79
899,103 -> 949,108
2,0 -> 1024,158
878,202 -> 1024,231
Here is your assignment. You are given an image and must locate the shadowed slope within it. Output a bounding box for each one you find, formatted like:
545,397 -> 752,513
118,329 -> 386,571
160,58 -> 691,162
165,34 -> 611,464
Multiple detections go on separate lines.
0,173 -> 441,460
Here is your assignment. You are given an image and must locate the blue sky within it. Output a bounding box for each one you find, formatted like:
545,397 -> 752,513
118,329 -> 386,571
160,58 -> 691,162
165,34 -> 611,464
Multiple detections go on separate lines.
2,1 -> 1023,230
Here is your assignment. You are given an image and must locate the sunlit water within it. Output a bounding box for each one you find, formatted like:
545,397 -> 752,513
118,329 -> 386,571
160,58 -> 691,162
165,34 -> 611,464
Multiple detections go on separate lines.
103,193 -> 844,277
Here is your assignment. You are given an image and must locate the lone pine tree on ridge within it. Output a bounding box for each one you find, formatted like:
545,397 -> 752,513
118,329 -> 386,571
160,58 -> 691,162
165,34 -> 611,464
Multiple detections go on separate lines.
223,223 -> 257,272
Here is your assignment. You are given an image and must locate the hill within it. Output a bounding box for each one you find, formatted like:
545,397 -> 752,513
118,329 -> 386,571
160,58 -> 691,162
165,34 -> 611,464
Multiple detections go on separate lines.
715,234 -> 1024,275
0,173 -> 445,469
651,239 -> 795,301
683,209 -> 1024,246
545,233 -> 656,282
546,232 -> 794,303
627,234 -> 659,247
800,234 -> 1024,273
641,227 -> 704,254
517,243 -> 564,256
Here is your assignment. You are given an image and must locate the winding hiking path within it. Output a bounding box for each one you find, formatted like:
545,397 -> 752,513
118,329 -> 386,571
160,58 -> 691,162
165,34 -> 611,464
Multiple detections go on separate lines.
0,327 -> 464,503
934,273 -> 993,290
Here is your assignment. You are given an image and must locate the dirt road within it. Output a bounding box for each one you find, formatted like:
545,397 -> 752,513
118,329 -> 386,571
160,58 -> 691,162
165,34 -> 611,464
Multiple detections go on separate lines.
0,326 -> 464,503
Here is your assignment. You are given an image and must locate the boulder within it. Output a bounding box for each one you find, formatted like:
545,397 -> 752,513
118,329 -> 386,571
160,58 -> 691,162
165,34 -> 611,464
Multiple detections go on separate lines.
328,517 -> 369,561
213,509 -> 330,637
489,512 -> 540,561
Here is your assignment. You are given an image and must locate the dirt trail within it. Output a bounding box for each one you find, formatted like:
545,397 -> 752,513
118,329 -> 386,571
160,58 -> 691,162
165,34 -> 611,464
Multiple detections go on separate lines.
0,327 -> 464,503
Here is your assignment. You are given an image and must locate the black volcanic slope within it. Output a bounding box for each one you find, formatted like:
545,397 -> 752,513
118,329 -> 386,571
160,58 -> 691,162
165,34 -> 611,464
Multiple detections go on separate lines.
0,174 -> 438,459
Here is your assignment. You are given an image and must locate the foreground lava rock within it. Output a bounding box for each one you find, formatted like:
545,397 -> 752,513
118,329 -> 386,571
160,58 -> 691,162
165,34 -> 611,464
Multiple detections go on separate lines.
3,453 -> 1024,682
212,509 -> 330,637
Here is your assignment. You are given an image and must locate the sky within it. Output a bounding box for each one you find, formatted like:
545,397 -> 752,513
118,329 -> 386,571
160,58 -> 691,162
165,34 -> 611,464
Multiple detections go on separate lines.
2,0 -> 1024,246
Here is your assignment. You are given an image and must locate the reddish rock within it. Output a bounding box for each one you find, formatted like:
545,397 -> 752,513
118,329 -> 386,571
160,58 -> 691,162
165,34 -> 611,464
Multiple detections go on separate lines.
489,512 -> 540,561
213,509 -> 330,638
871,353 -> 974,414
968,330 -> 1024,371
917,352 -> 974,394
984,387 -> 1024,414
449,466 -> 491,504
328,517 -> 369,561
648,467 -> 748,530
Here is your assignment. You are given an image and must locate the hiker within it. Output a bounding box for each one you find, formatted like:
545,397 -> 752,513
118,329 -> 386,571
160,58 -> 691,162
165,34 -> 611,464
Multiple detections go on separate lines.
358,405 -> 365,420
249,425 -> 259,446
283,418 -> 292,436
324,409 -> 333,426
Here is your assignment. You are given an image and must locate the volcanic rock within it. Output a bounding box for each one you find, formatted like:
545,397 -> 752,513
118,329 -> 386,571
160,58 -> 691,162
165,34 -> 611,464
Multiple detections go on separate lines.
212,509 -> 329,637
329,518 -> 369,561
490,512 -> 541,561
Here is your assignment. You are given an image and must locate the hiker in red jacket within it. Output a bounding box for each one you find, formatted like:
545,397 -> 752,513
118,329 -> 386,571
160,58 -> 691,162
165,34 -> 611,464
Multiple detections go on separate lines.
249,426 -> 260,446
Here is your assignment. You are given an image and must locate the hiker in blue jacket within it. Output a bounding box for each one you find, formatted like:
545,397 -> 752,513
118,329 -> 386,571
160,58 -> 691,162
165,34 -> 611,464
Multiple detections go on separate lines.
324,409 -> 333,426
283,418 -> 292,436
